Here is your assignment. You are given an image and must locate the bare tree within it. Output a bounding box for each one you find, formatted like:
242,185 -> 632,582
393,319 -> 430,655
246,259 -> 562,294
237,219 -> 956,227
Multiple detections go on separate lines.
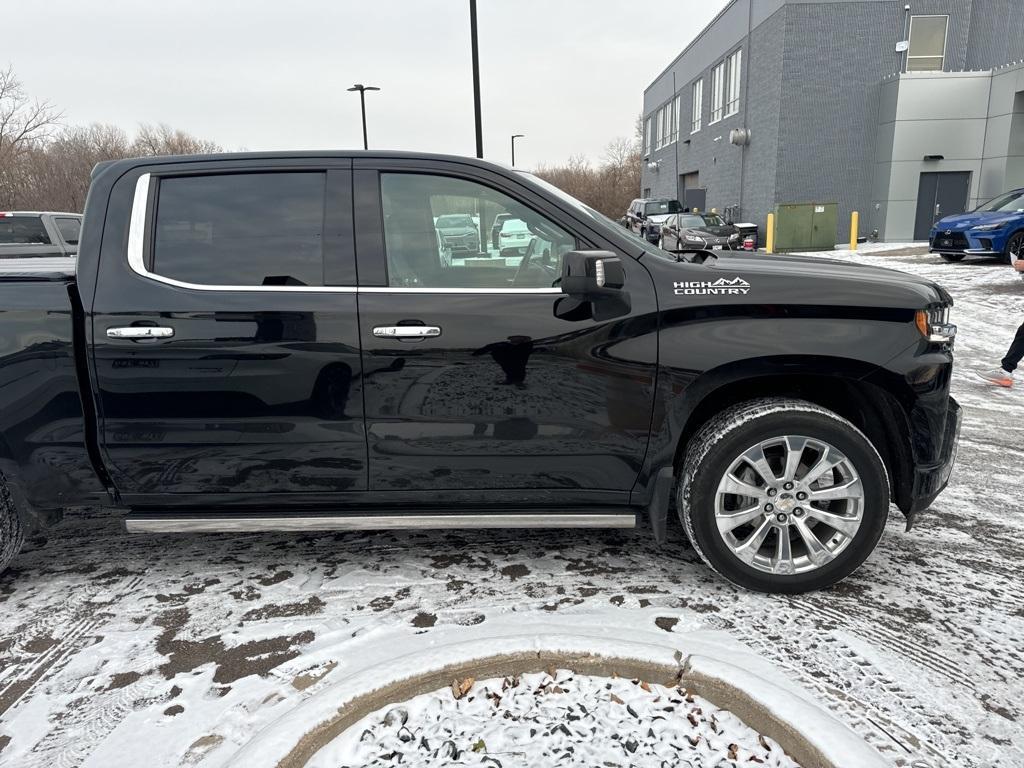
0,67 -> 222,210
132,123 -> 221,157
0,66 -> 62,206
17,124 -> 132,211
534,131 -> 642,220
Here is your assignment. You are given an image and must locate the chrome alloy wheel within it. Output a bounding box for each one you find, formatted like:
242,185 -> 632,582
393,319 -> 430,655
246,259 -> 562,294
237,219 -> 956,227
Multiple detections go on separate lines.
713,435 -> 865,575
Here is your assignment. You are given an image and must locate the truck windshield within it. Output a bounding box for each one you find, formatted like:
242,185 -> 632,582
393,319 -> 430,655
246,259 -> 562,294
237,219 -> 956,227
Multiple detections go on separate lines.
0,216 -> 51,245
975,191 -> 1024,213
644,200 -> 682,215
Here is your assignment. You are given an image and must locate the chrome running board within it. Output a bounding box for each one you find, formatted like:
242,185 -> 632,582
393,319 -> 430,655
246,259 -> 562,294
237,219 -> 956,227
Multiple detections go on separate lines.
125,512 -> 637,534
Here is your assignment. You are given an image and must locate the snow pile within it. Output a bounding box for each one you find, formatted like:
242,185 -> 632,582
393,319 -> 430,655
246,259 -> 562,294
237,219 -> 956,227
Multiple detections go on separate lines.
309,669 -> 801,768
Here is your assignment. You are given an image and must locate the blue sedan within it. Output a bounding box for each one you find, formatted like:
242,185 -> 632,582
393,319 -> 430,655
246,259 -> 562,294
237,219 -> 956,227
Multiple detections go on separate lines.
929,188 -> 1024,264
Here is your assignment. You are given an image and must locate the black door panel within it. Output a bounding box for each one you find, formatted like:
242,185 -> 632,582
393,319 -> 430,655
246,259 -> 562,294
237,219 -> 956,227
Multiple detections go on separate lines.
360,293 -> 657,492
353,162 -> 659,498
90,161 -> 367,500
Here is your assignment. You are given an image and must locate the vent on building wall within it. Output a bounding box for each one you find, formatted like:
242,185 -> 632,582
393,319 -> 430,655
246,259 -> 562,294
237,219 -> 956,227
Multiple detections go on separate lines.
923,154 -> 944,161
729,128 -> 751,146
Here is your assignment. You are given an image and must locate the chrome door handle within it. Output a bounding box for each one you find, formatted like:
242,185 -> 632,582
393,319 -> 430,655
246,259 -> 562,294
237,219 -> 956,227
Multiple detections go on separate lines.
106,326 -> 175,339
372,325 -> 441,339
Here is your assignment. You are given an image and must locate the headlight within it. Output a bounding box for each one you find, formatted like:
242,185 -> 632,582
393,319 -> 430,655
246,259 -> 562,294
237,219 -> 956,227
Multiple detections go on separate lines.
729,233 -> 739,240
972,219 -> 1014,231
915,306 -> 956,344
683,233 -> 703,243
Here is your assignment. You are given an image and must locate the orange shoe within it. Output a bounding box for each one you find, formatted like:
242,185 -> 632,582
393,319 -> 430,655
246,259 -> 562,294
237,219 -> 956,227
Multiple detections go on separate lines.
976,367 -> 1015,387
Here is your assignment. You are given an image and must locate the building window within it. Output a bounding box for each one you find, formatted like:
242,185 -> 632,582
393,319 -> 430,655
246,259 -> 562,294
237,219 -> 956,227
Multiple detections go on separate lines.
644,117 -> 651,156
907,15 -> 948,71
710,62 -> 725,123
655,107 -> 664,149
725,49 -> 742,116
673,95 -> 681,142
691,79 -> 703,133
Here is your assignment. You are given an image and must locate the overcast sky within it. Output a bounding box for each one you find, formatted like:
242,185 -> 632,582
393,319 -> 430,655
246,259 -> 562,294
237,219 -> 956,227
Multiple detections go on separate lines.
8,0 -> 727,168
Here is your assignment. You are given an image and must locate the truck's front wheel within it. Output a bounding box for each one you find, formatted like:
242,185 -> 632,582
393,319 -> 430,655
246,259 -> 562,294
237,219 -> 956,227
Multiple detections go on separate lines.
678,399 -> 889,593
0,475 -> 25,575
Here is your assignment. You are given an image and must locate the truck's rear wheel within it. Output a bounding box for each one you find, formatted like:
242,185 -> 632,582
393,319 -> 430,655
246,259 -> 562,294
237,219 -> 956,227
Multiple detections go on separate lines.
677,399 -> 889,593
0,476 -> 25,575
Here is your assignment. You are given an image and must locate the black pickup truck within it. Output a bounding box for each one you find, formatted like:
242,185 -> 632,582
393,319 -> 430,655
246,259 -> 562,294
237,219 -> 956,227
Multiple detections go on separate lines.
0,151 -> 961,592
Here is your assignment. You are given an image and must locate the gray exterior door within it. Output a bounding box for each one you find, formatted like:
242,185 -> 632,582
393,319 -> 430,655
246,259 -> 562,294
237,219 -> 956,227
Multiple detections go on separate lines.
914,172 -> 971,240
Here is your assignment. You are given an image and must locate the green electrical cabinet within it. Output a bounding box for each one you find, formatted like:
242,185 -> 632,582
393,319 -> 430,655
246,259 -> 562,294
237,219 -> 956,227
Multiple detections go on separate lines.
773,202 -> 837,252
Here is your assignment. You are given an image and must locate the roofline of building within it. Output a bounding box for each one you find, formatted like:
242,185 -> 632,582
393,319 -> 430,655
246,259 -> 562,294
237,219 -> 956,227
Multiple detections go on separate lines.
643,0 -> 745,95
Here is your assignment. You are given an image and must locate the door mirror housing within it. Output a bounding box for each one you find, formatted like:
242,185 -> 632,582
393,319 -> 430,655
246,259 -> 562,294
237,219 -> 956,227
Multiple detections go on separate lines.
560,250 -> 625,298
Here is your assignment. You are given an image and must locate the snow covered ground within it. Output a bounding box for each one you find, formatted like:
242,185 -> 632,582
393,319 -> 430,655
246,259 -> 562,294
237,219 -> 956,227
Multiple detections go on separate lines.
308,670 -> 801,768
0,248 -> 1021,768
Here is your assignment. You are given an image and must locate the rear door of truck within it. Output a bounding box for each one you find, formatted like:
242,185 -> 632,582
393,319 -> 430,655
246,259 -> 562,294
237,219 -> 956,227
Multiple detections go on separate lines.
89,158 -> 366,504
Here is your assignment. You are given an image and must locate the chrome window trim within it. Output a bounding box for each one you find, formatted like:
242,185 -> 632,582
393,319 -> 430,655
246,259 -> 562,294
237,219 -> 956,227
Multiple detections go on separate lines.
359,286 -> 560,294
127,172 -> 561,296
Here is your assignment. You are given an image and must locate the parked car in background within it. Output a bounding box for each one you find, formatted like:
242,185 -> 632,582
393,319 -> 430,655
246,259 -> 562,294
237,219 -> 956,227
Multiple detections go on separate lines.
929,188 -> 1024,263
625,198 -> 683,243
434,213 -> 480,253
659,212 -> 742,252
498,217 -> 533,256
491,212 -> 513,250
0,212 -> 82,258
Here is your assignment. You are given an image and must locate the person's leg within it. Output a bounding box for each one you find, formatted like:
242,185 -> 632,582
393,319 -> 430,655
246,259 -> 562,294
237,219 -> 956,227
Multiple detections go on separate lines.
1000,319 -> 1024,373
977,319 -> 1024,387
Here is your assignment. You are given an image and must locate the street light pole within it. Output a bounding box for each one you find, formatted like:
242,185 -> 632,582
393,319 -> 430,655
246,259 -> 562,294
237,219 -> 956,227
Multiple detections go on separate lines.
347,83 -> 380,150
511,134 -> 524,166
469,0 -> 483,158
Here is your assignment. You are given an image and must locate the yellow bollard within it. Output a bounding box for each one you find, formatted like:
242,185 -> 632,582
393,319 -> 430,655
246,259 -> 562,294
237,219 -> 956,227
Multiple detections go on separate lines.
766,212 -> 775,254
850,211 -> 859,251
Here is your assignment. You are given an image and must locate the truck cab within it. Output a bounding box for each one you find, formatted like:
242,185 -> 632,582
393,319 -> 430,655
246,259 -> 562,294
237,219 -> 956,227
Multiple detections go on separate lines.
0,211 -> 82,258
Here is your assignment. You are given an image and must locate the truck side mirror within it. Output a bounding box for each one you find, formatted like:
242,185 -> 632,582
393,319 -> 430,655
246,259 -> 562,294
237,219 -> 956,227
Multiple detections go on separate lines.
560,251 -> 624,297
559,250 -> 630,321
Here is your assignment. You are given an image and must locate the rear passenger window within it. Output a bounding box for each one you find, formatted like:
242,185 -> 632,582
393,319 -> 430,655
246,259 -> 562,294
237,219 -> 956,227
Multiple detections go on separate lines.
55,217 -> 81,246
0,216 -> 51,245
152,173 -> 325,286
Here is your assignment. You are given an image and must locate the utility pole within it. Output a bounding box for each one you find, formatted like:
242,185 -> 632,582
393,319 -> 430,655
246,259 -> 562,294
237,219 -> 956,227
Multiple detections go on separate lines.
347,83 -> 380,150
511,134 -> 524,166
469,0 -> 483,157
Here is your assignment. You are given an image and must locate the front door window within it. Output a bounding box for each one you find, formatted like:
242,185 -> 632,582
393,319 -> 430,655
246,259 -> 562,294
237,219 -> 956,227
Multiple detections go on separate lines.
380,173 -> 576,289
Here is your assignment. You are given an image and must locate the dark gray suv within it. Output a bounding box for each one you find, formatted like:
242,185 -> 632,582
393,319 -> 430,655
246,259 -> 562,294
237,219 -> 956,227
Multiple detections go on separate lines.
624,198 -> 683,243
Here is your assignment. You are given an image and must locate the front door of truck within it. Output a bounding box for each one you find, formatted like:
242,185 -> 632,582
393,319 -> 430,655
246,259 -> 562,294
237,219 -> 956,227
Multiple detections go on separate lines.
91,161 -> 367,502
352,161 -> 657,503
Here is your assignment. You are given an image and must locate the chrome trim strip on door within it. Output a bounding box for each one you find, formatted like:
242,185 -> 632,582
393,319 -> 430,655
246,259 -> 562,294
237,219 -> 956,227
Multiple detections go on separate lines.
125,513 -> 637,533
126,172 -> 564,296
372,325 -> 442,338
106,326 -> 175,339
358,287 -> 561,294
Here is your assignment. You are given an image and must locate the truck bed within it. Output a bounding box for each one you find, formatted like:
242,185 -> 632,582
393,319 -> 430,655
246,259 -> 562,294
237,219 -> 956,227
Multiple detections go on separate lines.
0,257 -> 77,280
0,267 -> 104,527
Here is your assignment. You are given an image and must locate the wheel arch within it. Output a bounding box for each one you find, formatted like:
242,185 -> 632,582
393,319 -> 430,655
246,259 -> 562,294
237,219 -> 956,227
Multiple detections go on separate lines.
1003,227 -> 1024,262
638,356 -> 915,539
